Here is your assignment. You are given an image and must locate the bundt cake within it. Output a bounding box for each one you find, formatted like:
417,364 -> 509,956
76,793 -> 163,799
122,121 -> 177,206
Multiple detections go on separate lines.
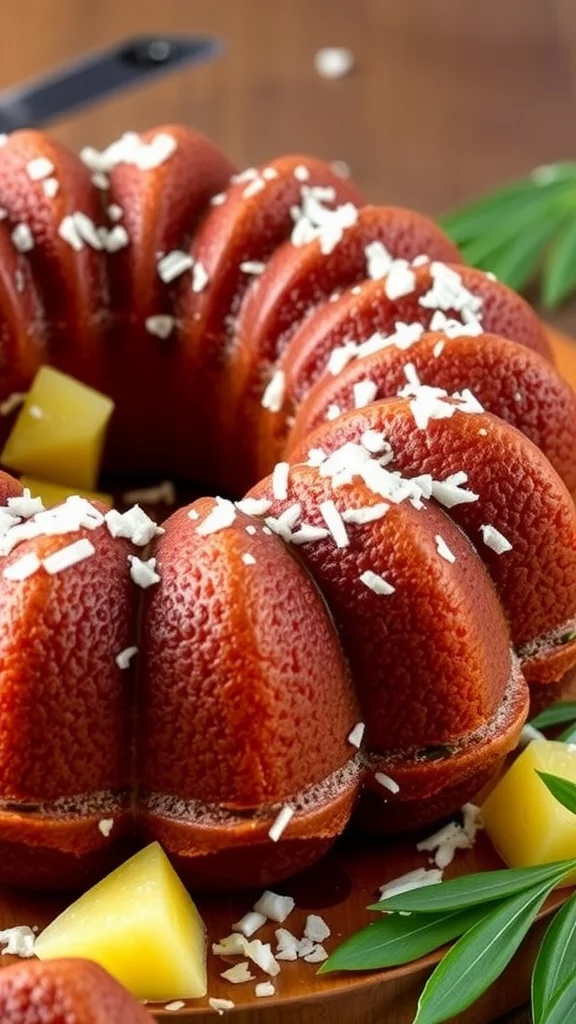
0,958 -> 153,1023
0,125 -> 575,890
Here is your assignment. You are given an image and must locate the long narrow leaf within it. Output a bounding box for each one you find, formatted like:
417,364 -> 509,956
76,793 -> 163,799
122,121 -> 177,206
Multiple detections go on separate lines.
530,702 -> 576,730
558,722 -> 576,743
542,217 -> 576,307
415,879 -> 556,1024
370,860 -> 576,914
464,212 -> 566,292
540,969 -> 576,1024
456,190 -> 566,266
441,178 -> 547,243
318,905 -> 486,974
537,772 -> 576,814
532,892 -> 576,1023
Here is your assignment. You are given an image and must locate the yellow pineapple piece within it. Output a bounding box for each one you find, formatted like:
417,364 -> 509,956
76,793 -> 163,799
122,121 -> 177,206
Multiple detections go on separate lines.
1,366 -> 114,490
20,476 -> 112,508
482,740 -> 576,881
34,843 -> 207,1002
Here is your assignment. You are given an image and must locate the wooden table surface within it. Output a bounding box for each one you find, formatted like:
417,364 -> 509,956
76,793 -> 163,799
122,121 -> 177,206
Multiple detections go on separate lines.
1,0 -> 576,334
0,2 -> 574,1022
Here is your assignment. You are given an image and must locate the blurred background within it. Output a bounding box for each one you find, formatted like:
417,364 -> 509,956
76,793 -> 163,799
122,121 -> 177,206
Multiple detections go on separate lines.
0,0 -> 575,335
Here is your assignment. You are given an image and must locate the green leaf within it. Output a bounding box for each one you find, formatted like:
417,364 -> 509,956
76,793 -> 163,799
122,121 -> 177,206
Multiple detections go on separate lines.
542,217 -> 576,307
441,180 -> 545,245
318,905 -> 486,974
531,702 -> 576,729
456,192 -> 565,267
540,968 -> 576,1024
537,772 -> 576,814
558,722 -> 576,744
369,860 -> 576,914
532,892 -> 576,1023
414,879 -> 556,1024
462,211 -> 566,292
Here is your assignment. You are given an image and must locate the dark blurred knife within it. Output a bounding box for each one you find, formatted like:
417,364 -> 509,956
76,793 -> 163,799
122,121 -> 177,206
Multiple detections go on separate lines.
0,35 -> 222,132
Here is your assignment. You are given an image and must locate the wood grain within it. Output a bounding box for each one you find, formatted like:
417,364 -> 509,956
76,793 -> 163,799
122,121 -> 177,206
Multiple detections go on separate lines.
0,3 -> 575,1020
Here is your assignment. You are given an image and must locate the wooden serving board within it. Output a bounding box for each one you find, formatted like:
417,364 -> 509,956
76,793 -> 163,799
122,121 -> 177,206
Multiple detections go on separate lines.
0,327 -> 574,1024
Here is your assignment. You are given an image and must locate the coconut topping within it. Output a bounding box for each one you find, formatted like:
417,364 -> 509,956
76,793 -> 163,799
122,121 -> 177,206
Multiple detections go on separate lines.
105,225 -> 129,252
157,250 -> 193,283
293,164 -> 310,182
327,341 -> 359,375
303,944 -> 329,963
43,538 -> 96,575
187,509 -> 199,521
384,261 -> 416,300
240,260 -> 266,275
42,177 -> 59,198
272,462 -> 290,500
196,497 -> 237,536
145,315 -> 176,339
431,472 -> 479,508
275,928 -> 299,960
268,805 -> 294,842
253,891 -> 295,923
98,818 -> 114,837
290,185 -> 358,254
26,156 -> 55,181
289,524 -> 330,545
80,131 -> 177,173
419,262 -> 483,327
304,915 -> 331,943
236,497 -> 272,516
107,203 -> 123,221
399,364 -> 484,430
262,370 -> 285,412
365,240 -> 394,280
209,998 -> 235,1014
307,447 -> 327,467
433,339 -> 445,357
91,171 -> 109,190
115,646 -> 138,670
360,570 -> 395,595
342,503 -> 388,525
8,490 -> 44,518
164,1001 -> 185,1013
221,962 -> 254,984
2,553 -> 41,581
128,555 -> 160,588
326,403 -> 342,421
375,772 -> 400,793
435,535 -> 456,563
378,868 -> 443,901
480,524 -> 513,554
11,223 -> 34,253
417,804 -> 483,869
192,261 -> 209,293
262,167 -> 279,181
210,192 -> 226,206
319,499 -> 349,547
0,926 -> 35,958
353,379 -> 378,408
105,505 -> 162,546
360,430 -> 389,454
232,912 -> 267,938
243,176 -> 266,199
0,496 -> 105,556
347,722 -> 365,748
242,553 -> 256,566
212,933 -> 247,957
428,310 -> 483,337
255,982 -> 275,997
58,215 -> 84,252
244,938 -> 281,977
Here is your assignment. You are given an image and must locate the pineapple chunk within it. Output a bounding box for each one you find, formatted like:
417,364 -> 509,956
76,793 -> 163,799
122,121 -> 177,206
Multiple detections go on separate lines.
1,366 -> 114,489
482,740 -> 576,880
34,843 -> 207,1002
20,476 -> 112,508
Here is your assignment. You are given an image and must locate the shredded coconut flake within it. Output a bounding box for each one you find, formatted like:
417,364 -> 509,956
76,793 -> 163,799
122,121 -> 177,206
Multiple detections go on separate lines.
43,538 -> 95,575
433,339 -> 445,357
232,911 -> 267,938
244,938 -> 280,977
98,818 -> 114,837
80,131 -> 176,174
0,926 -> 35,958
164,1001 -> 185,1012
105,225 -> 129,252
480,524 -> 513,555
0,392 -> 27,416
326,403 -> 342,421
384,261 -> 415,299
221,962 -> 254,984
417,805 -> 483,869
157,249 -> 193,283
319,499 -> 349,547
347,722 -> 365,748
8,490 -> 44,518
11,223 -> 34,252
254,891 -> 295,924
240,260 -> 266,275
212,933 -> 247,957
26,156 -> 54,181
196,497 -> 237,536
365,240 -> 394,280
208,998 -> 235,1014
275,928 -> 299,960
2,553 -> 41,581
192,261 -> 209,293
242,552 -> 256,566
262,370 -> 285,413
435,535 -> 456,563
255,982 -> 275,998
236,497 -> 272,516
268,805 -> 294,842
303,944 -> 329,963
272,462 -> 290,500
105,505 -> 162,546
128,555 -> 160,589
304,915 -> 331,942
431,472 -> 479,509
353,379 -> 378,408
107,203 -> 123,221
375,772 -> 400,794
360,570 -> 395,595
145,315 -> 176,339
115,646 -> 138,670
